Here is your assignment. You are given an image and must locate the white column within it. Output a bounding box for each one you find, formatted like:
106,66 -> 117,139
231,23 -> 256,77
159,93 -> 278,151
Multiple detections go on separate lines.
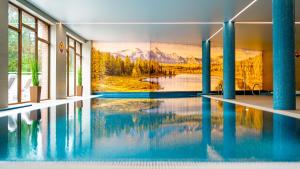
82,41 -> 92,96
50,24 -> 67,99
0,0 -> 8,107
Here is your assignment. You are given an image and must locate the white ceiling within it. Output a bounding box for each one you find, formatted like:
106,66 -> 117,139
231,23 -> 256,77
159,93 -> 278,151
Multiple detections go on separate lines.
28,0 -> 253,22
27,0 -> 300,50
236,0 -> 300,22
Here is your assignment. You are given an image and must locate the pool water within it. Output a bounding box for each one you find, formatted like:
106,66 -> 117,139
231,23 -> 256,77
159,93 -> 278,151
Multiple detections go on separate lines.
0,97 -> 300,162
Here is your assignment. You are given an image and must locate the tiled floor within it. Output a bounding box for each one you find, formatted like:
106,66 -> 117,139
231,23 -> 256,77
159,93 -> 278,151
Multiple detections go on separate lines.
0,162 -> 299,169
203,95 -> 300,119
0,95 -> 98,118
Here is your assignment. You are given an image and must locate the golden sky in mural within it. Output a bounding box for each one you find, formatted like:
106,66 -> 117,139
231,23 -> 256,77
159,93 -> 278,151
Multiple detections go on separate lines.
93,41 -> 262,61
151,42 -> 201,58
93,42 -> 149,52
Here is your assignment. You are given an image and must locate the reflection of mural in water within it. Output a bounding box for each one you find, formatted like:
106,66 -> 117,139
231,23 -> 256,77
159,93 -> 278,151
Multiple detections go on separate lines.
92,42 -> 263,92
92,98 -> 202,136
92,99 -> 162,113
92,98 -> 264,133
210,101 -> 264,132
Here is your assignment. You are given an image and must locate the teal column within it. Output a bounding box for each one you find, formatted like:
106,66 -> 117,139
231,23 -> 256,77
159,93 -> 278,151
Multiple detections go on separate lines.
202,41 -> 211,95
273,0 -> 295,110
223,22 -> 235,99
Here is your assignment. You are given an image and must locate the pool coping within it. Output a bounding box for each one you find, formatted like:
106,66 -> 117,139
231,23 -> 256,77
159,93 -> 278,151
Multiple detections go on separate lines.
0,162 -> 299,169
0,95 -> 99,118
0,103 -> 32,112
203,95 -> 300,120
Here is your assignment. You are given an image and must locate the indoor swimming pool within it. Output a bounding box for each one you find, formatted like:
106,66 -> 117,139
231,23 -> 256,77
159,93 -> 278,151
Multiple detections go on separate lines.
0,97 -> 300,162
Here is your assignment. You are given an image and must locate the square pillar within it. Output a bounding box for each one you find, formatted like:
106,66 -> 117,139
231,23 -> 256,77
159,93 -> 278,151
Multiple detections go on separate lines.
273,0 -> 295,110
50,24 -> 67,99
82,41 -> 92,96
0,0 -> 8,108
202,40 -> 211,95
223,21 -> 235,99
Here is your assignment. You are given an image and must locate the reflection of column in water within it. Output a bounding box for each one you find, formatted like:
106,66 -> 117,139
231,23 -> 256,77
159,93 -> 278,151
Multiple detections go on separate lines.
0,116 -> 8,159
41,108 -> 49,157
56,104 -> 67,160
273,114 -> 298,161
82,99 -> 91,154
49,106 -> 56,158
223,102 -> 236,159
202,98 -> 211,159
44,109 -> 51,159
77,105 -> 83,154
17,114 -> 22,158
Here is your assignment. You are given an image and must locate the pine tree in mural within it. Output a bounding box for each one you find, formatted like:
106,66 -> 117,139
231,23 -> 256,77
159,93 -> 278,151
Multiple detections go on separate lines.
124,56 -> 132,75
115,56 -> 123,75
132,64 -> 141,77
99,51 -> 106,79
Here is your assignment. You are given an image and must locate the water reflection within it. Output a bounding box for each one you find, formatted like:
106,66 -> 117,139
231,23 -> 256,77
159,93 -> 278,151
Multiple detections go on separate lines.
0,116 -> 8,159
273,114 -> 300,161
223,103 -> 236,159
202,98 -> 211,159
56,104 -> 67,160
0,97 -> 300,161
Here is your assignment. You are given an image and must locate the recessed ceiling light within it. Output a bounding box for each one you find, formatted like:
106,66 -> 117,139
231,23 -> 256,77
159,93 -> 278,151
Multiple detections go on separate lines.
60,21 -> 298,25
207,27 -> 223,41
230,0 -> 258,22
207,0 -> 257,41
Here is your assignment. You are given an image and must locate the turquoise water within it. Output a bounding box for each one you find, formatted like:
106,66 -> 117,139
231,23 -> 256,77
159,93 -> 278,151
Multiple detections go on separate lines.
0,97 -> 300,161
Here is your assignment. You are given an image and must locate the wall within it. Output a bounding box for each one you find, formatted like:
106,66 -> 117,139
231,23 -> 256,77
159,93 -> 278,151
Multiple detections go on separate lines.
262,50 -> 273,91
262,49 -> 300,91
0,0 -> 8,108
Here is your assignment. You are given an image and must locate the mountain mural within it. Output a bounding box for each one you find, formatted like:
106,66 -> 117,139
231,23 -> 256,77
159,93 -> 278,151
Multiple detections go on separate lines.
111,47 -> 201,64
111,48 -> 150,61
92,42 -> 263,92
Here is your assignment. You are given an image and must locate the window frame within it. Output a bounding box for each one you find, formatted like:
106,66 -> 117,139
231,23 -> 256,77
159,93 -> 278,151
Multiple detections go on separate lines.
66,36 -> 82,97
8,2 -> 50,104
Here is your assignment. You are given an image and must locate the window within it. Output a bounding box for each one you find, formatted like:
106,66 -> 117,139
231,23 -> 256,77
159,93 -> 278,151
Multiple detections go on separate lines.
8,3 -> 50,104
22,11 -> 35,28
67,36 -> 82,96
8,29 -> 19,103
8,4 -> 18,28
75,42 -> 82,82
37,20 -> 50,100
21,27 -> 35,102
69,48 -> 75,96
38,20 -> 48,40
